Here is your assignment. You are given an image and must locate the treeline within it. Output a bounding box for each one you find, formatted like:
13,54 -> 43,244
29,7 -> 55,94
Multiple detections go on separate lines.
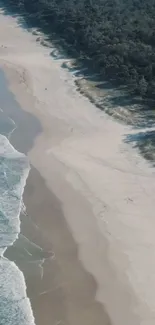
3,0 -> 155,99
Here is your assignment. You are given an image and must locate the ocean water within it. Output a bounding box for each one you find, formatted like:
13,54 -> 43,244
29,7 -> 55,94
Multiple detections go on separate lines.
0,71 -> 35,324
0,135 -> 35,325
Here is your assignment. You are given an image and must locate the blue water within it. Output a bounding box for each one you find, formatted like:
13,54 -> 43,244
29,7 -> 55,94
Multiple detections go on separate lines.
0,71 -> 35,324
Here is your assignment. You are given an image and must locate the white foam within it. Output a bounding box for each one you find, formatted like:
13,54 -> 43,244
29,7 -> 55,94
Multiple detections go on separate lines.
0,258 -> 35,325
0,134 -> 35,325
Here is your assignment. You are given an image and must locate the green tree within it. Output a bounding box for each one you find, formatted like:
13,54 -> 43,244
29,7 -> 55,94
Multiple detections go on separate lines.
138,76 -> 148,97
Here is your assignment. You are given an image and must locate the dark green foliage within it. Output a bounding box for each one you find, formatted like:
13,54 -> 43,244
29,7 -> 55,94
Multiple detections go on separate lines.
3,0 -> 155,99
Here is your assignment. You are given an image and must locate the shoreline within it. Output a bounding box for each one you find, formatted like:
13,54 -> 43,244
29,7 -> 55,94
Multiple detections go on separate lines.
1,8 -> 155,325
2,67 -> 112,325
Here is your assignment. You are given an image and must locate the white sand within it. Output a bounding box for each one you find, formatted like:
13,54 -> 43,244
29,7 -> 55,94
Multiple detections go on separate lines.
0,9 -> 155,325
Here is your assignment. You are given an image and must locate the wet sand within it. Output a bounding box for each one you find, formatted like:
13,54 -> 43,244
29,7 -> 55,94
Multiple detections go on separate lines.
24,166 -> 111,325
7,166 -> 111,325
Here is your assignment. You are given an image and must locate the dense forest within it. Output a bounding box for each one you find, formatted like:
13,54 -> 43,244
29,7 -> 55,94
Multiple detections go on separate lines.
2,0 -> 155,100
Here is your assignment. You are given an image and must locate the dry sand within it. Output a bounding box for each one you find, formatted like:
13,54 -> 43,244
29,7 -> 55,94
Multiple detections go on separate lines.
0,8 -> 155,325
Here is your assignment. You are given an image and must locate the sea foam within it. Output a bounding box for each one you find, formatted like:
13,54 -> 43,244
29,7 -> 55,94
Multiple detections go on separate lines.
0,134 -> 35,325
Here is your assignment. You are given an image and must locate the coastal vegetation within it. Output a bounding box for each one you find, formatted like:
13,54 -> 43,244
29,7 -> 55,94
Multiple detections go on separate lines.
3,0 -> 155,101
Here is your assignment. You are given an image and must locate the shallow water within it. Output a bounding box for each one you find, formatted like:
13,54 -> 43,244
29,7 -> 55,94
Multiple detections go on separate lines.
0,69 -> 35,325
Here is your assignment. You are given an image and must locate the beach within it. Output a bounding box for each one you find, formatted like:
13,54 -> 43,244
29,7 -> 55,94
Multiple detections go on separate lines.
0,7 -> 155,325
